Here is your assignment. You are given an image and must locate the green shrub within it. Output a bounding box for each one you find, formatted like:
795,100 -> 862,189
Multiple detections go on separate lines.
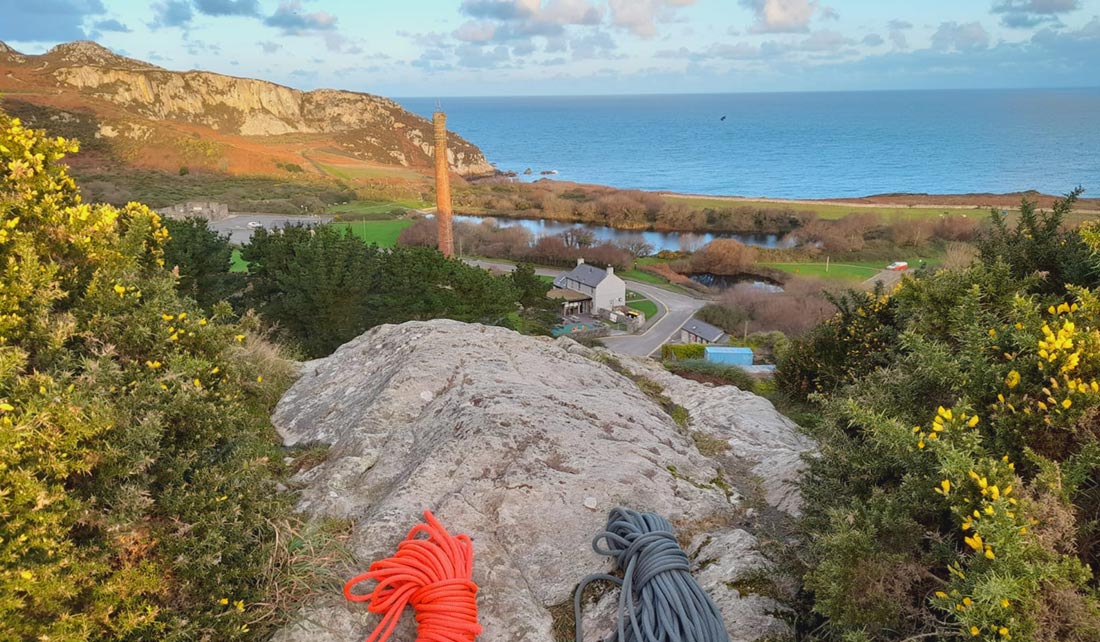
695,302 -> 749,335
179,165 -> 189,176
0,110 -> 302,641
241,226 -> 521,357
163,217 -> 243,309
661,343 -> 706,360
664,359 -> 757,392
792,192 -> 1100,642
731,330 -> 789,363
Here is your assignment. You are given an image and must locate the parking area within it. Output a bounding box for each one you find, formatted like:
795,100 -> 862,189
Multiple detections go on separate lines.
208,214 -> 334,245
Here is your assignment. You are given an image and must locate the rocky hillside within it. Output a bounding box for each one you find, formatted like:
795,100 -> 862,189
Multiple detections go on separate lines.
0,41 -> 493,177
271,320 -> 814,642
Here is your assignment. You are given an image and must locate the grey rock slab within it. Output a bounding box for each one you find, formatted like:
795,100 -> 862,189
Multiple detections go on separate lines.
272,320 -> 807,642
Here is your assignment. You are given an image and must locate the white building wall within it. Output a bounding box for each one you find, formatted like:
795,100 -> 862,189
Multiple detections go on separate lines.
592,272 -> 626,312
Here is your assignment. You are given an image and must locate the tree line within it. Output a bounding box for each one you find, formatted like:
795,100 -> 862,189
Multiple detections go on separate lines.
164,220 -> 558,358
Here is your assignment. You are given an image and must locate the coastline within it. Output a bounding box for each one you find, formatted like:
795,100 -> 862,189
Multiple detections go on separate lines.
661,189 -> 1100,212
469,173 -> 1100,213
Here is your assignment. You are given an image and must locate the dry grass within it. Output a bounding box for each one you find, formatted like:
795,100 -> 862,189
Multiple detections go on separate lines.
251,517 -> 357,629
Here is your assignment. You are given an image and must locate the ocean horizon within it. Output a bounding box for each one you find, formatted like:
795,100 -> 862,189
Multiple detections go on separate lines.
399,88 -> 1100,200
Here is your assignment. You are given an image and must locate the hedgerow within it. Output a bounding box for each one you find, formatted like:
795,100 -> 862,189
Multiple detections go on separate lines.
0,110 -> 306,640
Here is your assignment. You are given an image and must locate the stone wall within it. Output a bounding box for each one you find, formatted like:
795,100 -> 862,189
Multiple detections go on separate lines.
156,202 -> 230,221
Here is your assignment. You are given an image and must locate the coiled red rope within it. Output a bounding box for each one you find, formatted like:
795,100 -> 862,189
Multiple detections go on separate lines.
343,511 -> 482,642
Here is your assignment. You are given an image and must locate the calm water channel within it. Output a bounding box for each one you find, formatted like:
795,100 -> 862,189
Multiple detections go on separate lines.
451,214 -> 788,253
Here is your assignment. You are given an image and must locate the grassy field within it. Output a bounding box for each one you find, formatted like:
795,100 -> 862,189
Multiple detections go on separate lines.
333,220 -> 415,247
74,169 -> 356,212
619,268 -> 668,284
760,257 -> 942,282
230,249 -> 248,273
664,194 -> 996,222
626,293 -> 659,318
328,199 -> 431,217
759,261 -> 883,282
314,161 -> 427,182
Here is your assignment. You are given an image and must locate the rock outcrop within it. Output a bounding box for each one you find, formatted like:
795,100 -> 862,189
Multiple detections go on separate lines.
0,41 -> 494,176
271,320 -> 812,642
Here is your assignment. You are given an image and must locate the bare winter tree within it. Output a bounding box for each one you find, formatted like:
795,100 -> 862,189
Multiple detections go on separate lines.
560,228 -> 596,248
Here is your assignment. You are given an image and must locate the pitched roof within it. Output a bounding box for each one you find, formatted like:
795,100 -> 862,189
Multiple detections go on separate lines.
682,319 -> 727,343
546,288 -> 591,302
554,263 -> 612,289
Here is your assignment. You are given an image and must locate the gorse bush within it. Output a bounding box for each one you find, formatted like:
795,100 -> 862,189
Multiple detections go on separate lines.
774,283 -> 899,399
0,111 -> 300,640
787,192 -> 1100,642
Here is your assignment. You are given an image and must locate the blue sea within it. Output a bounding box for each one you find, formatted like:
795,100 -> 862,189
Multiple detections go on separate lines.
398,90 -> 1100,199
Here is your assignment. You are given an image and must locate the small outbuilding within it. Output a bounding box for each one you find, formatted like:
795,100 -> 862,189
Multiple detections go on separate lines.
705,346 -> 754,366
680,319 -> 727,345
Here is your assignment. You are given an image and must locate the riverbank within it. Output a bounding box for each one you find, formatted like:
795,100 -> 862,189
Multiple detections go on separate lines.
450,178 -> 1100,237
661,189 -> 1100,220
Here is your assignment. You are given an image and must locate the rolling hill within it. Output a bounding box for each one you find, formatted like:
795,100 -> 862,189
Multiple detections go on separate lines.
0,40 -> 493,199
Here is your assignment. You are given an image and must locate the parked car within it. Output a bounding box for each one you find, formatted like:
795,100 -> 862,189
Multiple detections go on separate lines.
247,221 -> 263,229
886,261 -> 909,271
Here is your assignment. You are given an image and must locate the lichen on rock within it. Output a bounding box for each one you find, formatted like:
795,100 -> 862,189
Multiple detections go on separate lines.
271,320 -> 812,642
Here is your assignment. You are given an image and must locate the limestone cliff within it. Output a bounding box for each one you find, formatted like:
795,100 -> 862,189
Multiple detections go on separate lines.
271,320 -> 814,642
0,41 -> 494,176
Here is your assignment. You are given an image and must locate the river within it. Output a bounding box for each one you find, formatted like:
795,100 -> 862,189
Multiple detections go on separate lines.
451,214 -> 788,253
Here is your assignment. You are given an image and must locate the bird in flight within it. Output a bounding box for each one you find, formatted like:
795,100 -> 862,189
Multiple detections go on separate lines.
720,115 -> 726,121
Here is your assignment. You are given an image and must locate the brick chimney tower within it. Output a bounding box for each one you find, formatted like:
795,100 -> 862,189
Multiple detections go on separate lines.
433,111 -> 455,257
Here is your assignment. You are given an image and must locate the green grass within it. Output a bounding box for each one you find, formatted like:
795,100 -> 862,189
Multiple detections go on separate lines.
327,199 -> 430,217
628,298 -> 659,318
314,162 -> 426,182
663,194 -> 996,222
332,220 -> 415,248
620,269 -> 667,284
759,261 -> 883,282
230,249 -> 249,273
73,169 -> 355,212
760,258 -> 940,282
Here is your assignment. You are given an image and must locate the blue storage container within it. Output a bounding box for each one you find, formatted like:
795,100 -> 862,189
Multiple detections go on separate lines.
704,346 -> 753,366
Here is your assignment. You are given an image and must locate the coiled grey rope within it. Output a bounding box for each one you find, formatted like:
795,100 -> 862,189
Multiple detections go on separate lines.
574,507 -> 730,642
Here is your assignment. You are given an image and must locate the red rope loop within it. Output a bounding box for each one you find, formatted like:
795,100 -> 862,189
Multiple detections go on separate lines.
344,511 -> 482,642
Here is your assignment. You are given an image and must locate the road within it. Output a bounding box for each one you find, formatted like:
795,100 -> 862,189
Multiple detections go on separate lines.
861,267 -> 909,290
601,280 -> 708,357
207,213 -> 332,245
465,259 -> 708,358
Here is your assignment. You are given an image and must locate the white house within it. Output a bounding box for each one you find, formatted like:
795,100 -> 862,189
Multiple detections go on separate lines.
549,259 -> 626,315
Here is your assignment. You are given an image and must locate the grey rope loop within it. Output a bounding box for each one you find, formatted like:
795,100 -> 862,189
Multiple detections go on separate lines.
574,507 -> 730,642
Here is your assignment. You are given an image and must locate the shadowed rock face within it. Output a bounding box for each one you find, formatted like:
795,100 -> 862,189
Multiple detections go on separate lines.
271,320 -> 813,642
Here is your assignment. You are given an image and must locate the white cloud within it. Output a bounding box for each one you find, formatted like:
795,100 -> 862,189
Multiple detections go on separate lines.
607,0 -> 697,38
931,21 -> 991,51
455,20 -> 499,42
739,0 -> 833,33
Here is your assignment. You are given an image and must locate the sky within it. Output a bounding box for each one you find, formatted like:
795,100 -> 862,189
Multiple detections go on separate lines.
1,0 -> 1098,96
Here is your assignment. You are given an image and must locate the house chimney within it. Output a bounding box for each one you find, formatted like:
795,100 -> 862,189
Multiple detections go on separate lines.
577,258 -> 585,266
433,111 -> 455,258
606,266 -> 614,276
